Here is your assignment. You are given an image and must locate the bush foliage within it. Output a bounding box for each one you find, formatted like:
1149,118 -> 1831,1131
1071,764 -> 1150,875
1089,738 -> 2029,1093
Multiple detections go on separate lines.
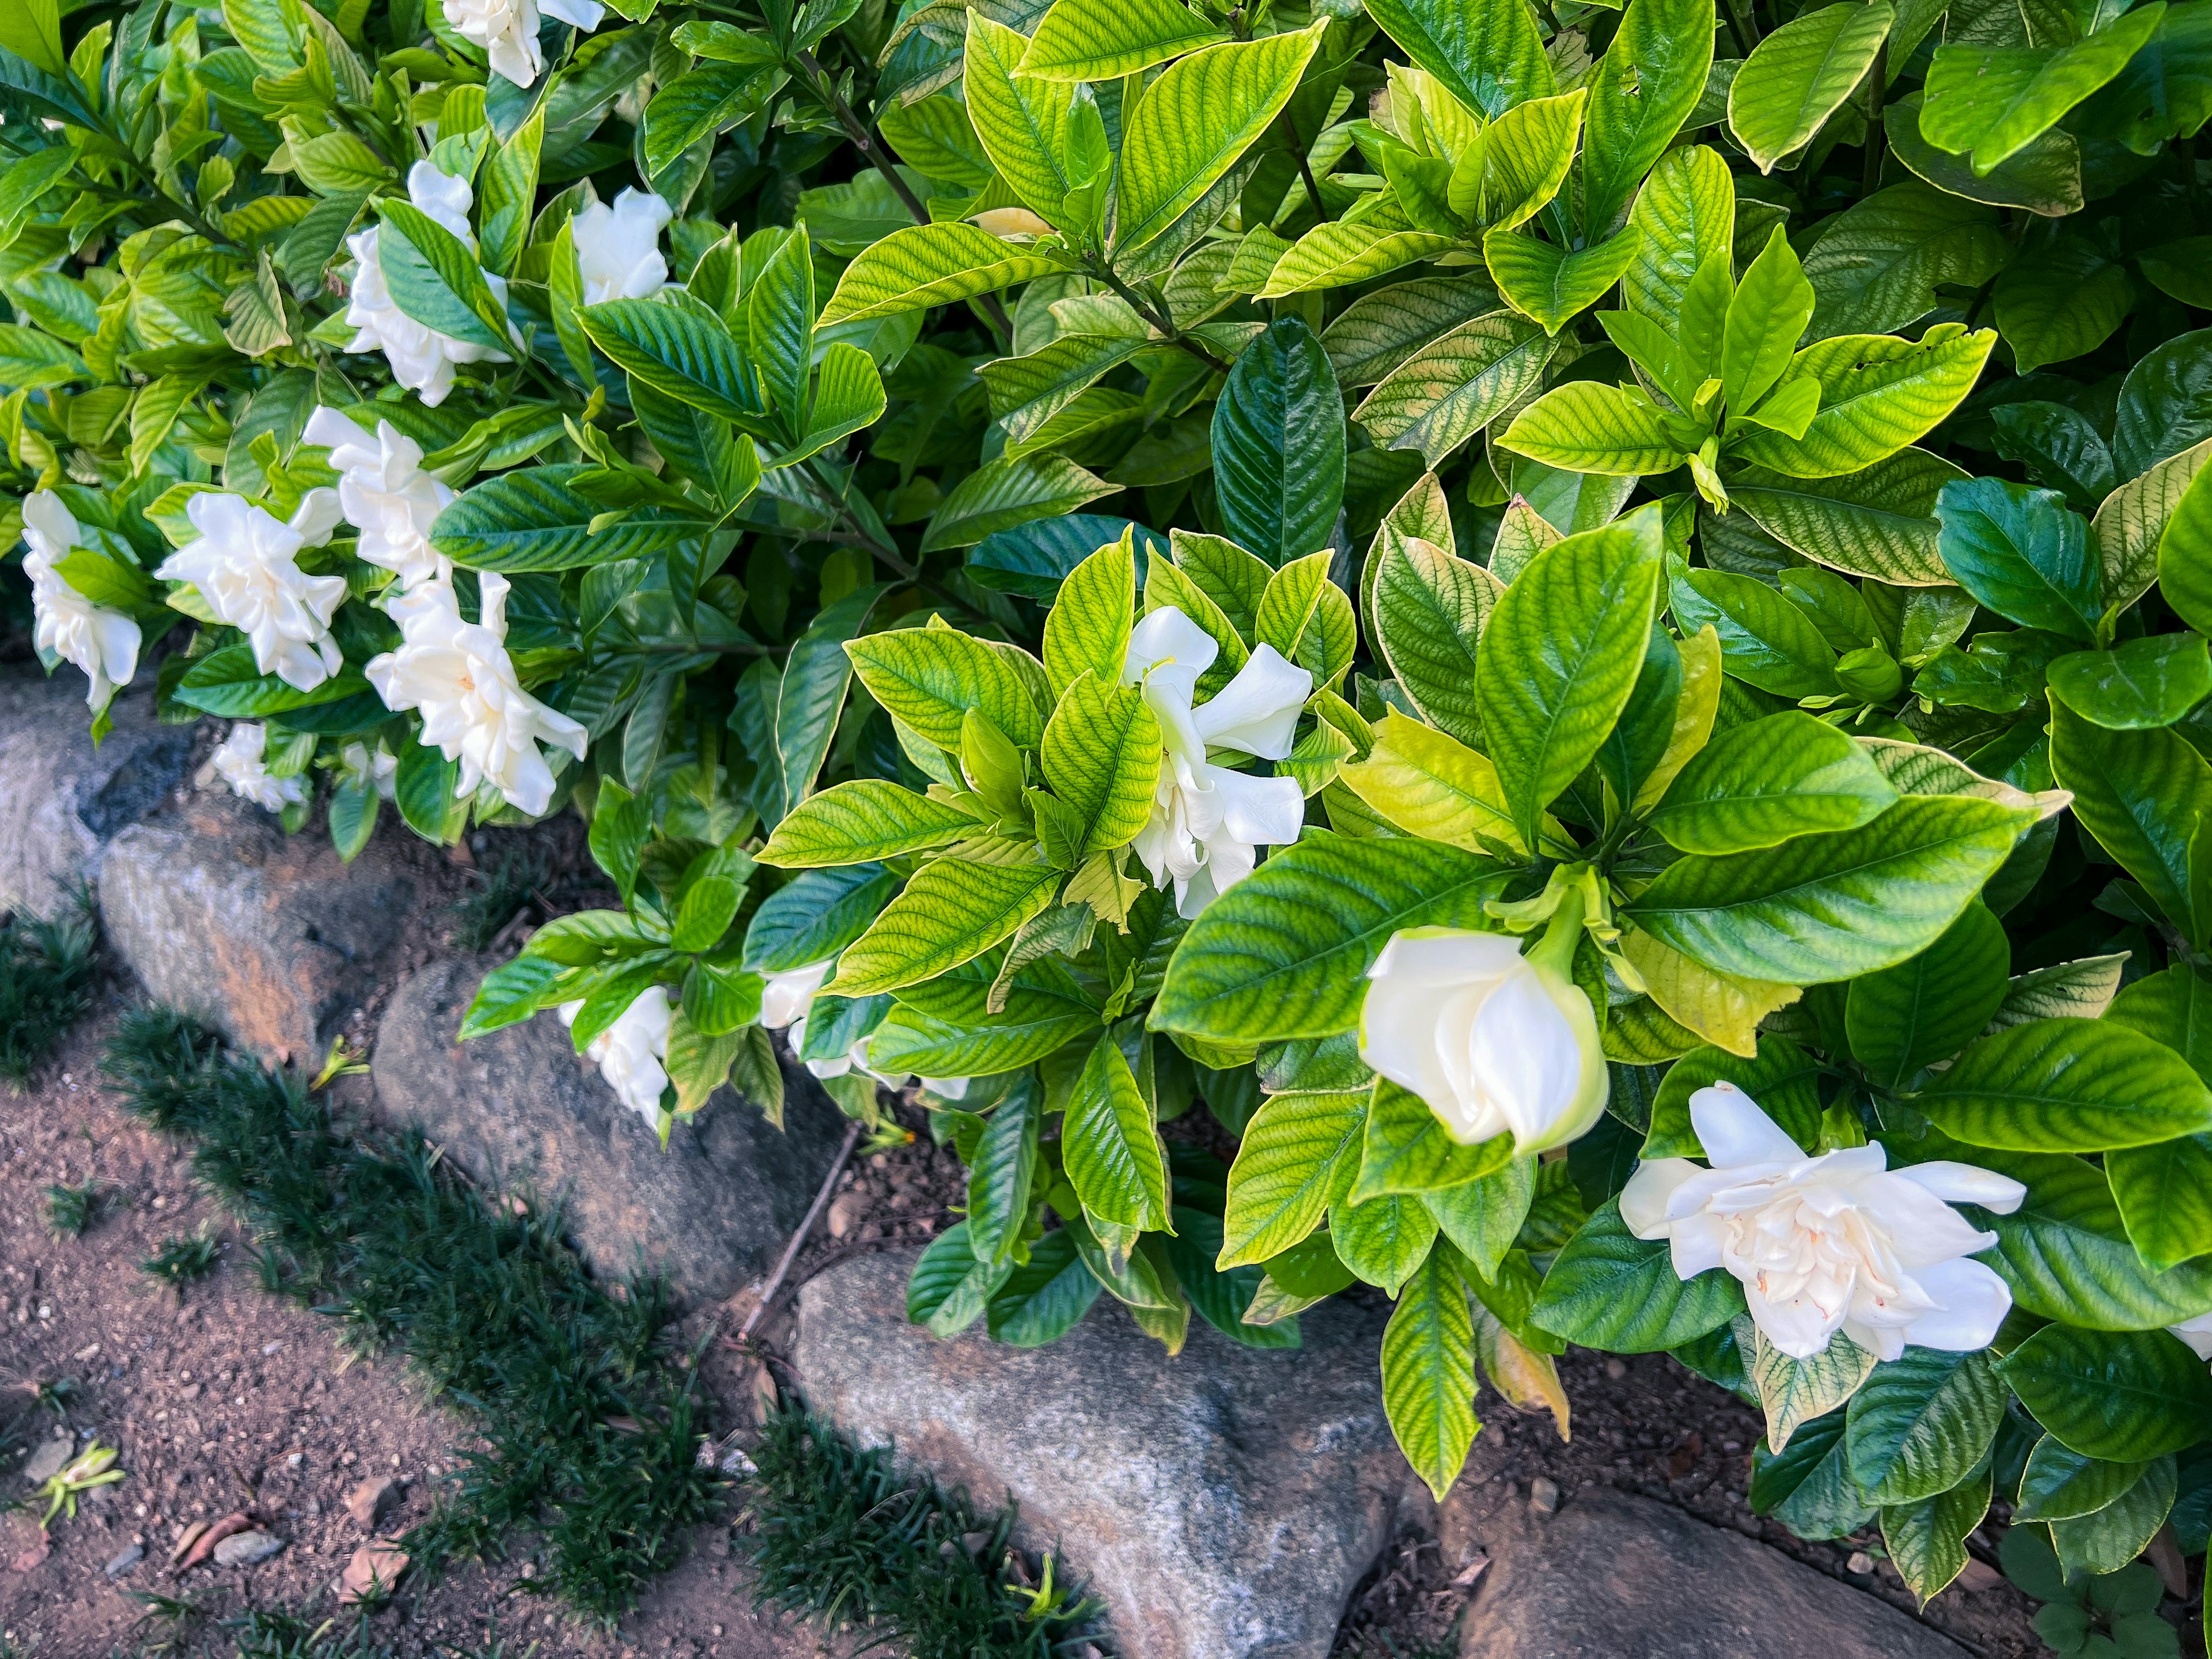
8,0 -> 2212,1621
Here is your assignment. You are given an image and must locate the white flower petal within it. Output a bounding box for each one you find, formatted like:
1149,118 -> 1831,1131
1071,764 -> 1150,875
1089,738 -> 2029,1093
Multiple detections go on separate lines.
2169,1311 -> 2212,1361
1895,1256 -> 2014,1353
1620,1158 -> 1700,1238
1465,962 -> 1582,1147
1191,643 -> 1312,759
1688,1082 -> 1804,1168
761,959 -> 834,1029
1206,765 -> 1305,847
1895,1161 -> 2028,1215
1123,605 -> 1218,684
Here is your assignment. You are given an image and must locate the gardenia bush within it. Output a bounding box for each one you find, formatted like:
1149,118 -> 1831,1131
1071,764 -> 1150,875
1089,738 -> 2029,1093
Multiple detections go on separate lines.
6,0 -> 2212,1623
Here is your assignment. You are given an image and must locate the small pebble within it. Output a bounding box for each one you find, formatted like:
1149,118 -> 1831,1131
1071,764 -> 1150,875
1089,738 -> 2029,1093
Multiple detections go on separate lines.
1604,1358 -> 1627,1379
213,1529 -> 285,1567
104,1543 -> 145,1580
1846,1551 -> 1874,1575
1529,1476 -> 1560,1514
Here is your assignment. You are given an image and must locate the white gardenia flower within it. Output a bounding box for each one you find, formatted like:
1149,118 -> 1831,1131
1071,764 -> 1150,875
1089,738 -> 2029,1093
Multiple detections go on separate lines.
2172,1311 -> 2212,1361
213,722 -> 307,813
1359,926 -> 1608,1154
343,164 -> 515,407
760,959 -> 834,1030
445,0 -> 605,88
1621,1082 -> 2029,1362
1120,606 -> 1311,919
20,489 -> 139,709
558,987 -> 672,1123
338,740 -> 399,799
571,188 -> 673,305
302,406 -> 454,590
365,574 -> 588,817
156,491 -> 347,693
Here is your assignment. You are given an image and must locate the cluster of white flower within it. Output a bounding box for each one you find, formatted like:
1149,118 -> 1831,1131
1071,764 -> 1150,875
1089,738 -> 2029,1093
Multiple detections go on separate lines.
211,722 -> 308,813
559,987 -> 672,1123
302,406 -> 453,592
444,0 -> 605,88
366,573 -> 589,818
1120,607 -> 1311,919
18,491 -> 139,710
572,188 -> 675,304
155,489 -> 348,693
342,164 -> 514,407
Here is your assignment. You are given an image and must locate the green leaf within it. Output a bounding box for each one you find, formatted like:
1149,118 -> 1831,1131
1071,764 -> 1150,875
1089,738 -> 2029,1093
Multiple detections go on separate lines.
2048,1456 -> 2179,1576
580,298 -> 763,423
1729,449 -> 1965,586
1484,225 -> 1645,335
963,15 -> 1086,225
1725,228 -> 1817,416
986,1227 -> 1103,1345
1211,316 -> 1346,569
1363,0 -> 1553,117
757,780 -> 976,867
1153,836 -> 1510,1043
1337,713 -> 1524,852
819,222 -> 1070,324
477,110 -> 542,278
968,1078 -> 1043,1268
1499,381 -> 1690,475
2113,328 -> 2212,480
1474,88 -> 1589,232
1259,224 -> 1460,300
644,64 -> 778,176
1752,1328 -> 1878,1452
745,866 -> 900,972
2076,0 -> 2212,155
1421,1156 -> 1536,1279
1331,1190 -> 1441,1294
1804,184 -> 2009,342
1063,1031 -> 1172,1230
1581,0 -> 1715,236
1921,1016 -> 2212,1153
847,626 -> 1047,749
921,453 -> 1117,552
1370,536 -> 1499,749
1669,561 -> 1842,699
1728,2 -> 1894,173
2048,634 -> 2212,731
1354,312 -> 1557,470
2014,1437 -> 2154,1522
376,198 -> 515,358
1531,1198 -> 1745,1351
872,975 -> 1098,1075
2103,970 -> 2212,1272
1041,671 -> 1162,859
1323,275 -> 1507,388
1219,1087 -> 1369,1267
1844,900 -> 2010,1087
1881,1467 -> 1991,1604
2156,443 -> 2212,635
1624,795 -> 2033,983
1922,5 -> 2167,173
2048,699 -> 2212,946
1730,328 -> 1997,479
430,465 -> 710,570
1355,1078 -> 1516,1201
1382,1247 -> 1481,1499
908,1219 -> 1013,1335
1883,91 -> 2084,215
1475,506 -> 1665,848
1751,1406 -> 1880,1539
1020,0 -> 1228,78
1993,238 -> 2135,374
1845,1347 -> 2007,1504
1998,1325 -> 2212,1461
1625,145 -> 1737,325
828,858 -> 1062,994
1111,25 -> 1324,257
173,645 -> 369,717
1649,711 -> 1900,854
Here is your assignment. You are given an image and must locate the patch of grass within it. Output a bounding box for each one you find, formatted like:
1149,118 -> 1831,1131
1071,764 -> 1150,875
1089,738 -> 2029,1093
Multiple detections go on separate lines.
43,1179 -> 100,1237
737,1405 -> 1101,1658
100,1006 -> 722,1627
0,905 -> 97,1088
448,847 -> 553,952
140,1230 -> 222,1289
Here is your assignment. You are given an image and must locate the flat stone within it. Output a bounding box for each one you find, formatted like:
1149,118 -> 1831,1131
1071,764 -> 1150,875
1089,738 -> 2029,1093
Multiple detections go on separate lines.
1455,1486 -> 1969,1658
339,1541 -> 410,1603
370,956 -> 849,1304
103,1542 -> 145,1579
344,1476 -> 396,1531
20,1434 -> 73,1486
211,1528 -> 285,1567
100,792 -> 421,1063
790,1248 -> 1412,1659
0,669 -> 192,921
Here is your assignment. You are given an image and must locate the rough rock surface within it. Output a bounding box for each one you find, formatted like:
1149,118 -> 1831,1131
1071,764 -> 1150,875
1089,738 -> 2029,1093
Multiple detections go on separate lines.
790,1248 -> 1413,1659
370,955 -> 847,1302
1455,1485 -> 1969,1658
0,671 -> 192,920
100,793 -> 419,1063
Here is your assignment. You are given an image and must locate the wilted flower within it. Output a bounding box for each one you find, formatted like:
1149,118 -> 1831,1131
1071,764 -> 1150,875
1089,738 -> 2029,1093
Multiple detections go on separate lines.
365,574 -> 588,818
302,406 -> 453,590
212,723 -> 308,813
1120,606 -> 1310,918
558,986 -> 671,1123
572,187 -> 673,305
20,490 -> 139,709
342,164 -> 514,406
1622,1082 -> 2028,1361
1360,923 -> 1608,1154
444,0 -> 606,87
156,491 -> 347,693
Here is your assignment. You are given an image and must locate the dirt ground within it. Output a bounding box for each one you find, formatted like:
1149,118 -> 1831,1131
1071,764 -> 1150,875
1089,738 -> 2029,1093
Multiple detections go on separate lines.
4,973 -> 2062,1659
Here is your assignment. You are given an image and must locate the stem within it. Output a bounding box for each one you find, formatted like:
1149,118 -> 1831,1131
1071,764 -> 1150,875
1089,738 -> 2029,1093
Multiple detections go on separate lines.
1724,0 -> 1762,50
798,49 -> 1014,346
1275,108 -> 1327,223
737,1118 -> 862,1343
100,156 -> 229,246
1861,42 -> 1888,197
1088,257 -> 1232,374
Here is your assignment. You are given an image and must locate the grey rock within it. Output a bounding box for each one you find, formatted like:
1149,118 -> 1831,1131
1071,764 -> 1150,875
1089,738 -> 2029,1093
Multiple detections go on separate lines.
790,1249 -> 1412,1659
1455,1486 -> 1969,1658
100,793 -> 421,1063
212,1529 -> 285,1567
20,1433 -> 73,1486
370,956 -> 848,1303
0,670 -> 192,921
104,1542 -> 145,1579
